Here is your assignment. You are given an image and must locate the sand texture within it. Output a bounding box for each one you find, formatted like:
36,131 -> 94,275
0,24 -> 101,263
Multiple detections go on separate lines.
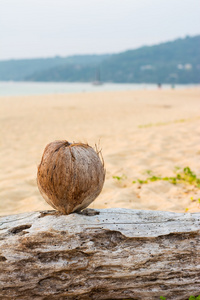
0,88 -> 200,216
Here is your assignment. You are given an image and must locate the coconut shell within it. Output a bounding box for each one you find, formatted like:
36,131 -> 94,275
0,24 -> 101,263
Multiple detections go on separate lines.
37,140 -> 105,214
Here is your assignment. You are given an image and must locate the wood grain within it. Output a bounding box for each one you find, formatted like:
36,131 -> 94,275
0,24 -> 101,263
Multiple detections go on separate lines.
0,208 -> 200,299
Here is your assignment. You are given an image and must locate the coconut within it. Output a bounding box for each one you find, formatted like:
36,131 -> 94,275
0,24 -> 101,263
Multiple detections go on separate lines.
37,140 -> 105,214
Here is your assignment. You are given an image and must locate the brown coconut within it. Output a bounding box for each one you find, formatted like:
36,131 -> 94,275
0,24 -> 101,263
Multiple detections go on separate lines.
37,140 -> 105,214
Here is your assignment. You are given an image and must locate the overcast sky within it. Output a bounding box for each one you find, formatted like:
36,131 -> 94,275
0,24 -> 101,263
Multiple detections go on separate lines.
0,0 -> 199,60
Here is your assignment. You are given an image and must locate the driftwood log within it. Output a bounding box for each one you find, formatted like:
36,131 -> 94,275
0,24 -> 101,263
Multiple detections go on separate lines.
0,208 -> 200,300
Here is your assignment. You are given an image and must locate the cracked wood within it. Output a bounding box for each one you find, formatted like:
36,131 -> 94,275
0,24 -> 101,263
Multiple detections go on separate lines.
0,208 -> 200,300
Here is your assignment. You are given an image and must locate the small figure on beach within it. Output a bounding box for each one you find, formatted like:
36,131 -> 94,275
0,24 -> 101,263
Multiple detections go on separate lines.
157,83 -> 162,89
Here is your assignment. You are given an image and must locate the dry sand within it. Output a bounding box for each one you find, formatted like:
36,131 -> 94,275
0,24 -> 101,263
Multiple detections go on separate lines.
1,88 -> 200,216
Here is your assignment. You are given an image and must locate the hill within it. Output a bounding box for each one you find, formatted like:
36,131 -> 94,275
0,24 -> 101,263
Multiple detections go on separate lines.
0,54 -> 110,81
100,35 -> 200,84
0,35 -> 199,83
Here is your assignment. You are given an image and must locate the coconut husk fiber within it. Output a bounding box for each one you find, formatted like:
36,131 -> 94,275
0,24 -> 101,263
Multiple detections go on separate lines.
37,140 -> 105,214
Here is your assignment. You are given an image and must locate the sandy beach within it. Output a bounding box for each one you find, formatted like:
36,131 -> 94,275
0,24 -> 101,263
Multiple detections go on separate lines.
1,88 -> 200,216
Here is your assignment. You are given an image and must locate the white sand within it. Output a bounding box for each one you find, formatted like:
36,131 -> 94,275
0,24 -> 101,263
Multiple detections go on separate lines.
1,88 -> 200,216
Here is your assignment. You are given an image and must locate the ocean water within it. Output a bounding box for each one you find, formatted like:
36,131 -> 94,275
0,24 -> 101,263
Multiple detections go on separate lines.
0,81 -> 198,96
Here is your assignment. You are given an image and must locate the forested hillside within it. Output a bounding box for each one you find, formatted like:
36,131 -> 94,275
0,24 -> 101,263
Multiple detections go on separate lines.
0,55 -> 110,81
0,35 -> 199,83
100,35 -> 200,83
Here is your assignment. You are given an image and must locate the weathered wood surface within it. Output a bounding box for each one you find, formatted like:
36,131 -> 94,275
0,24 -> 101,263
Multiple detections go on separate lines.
0,208 -> 200,300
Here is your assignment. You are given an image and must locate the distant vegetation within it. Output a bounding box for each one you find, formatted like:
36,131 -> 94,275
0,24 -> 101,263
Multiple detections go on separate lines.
0,35 -> 199,84
101,35 -> 200,84
0,55 -> 110,81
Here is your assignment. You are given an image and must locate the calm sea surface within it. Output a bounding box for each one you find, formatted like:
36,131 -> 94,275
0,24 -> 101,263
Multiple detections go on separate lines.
0,81 -> 198,96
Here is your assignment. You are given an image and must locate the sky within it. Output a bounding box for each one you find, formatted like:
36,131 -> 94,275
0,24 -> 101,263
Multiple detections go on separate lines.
0,0 -> 200,60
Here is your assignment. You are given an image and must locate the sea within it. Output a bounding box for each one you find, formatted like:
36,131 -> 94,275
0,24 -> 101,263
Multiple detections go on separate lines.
0,81 -> 198,96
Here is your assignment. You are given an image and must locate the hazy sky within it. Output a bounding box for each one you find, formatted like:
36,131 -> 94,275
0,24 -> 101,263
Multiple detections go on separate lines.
0,0 -> 199,60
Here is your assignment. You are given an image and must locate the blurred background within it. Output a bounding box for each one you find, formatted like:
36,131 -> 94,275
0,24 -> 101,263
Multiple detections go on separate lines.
0,0 -> 199,93
0,0 -> 200,216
